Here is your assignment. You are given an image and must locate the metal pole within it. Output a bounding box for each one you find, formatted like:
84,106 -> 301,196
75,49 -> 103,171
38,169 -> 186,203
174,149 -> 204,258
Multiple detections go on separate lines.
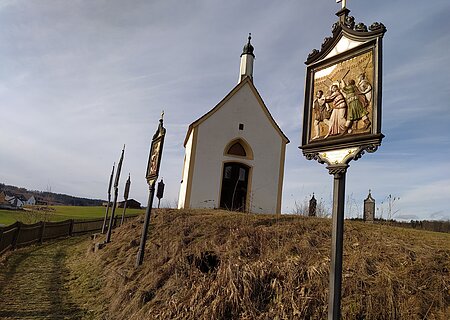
102,163 -> 115,234
136,181 -> 156,267
120,200 -> 128,226
120,174 -> 131,226
101,194 -> 111,234
105,185 -> 119,243
105,146 -> 125,243
327,164 -> 348,320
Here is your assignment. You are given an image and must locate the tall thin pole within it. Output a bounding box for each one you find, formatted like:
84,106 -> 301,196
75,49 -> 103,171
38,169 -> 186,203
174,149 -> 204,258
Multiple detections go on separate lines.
120,173 -> 131,226
105,145 -> 125,243
327,164 -> 348,320
101,163 -> 115,234
136,181 -> 156,266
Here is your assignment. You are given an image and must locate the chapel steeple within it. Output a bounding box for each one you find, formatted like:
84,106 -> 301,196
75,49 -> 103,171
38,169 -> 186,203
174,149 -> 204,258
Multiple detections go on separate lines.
239,33 -> 255,83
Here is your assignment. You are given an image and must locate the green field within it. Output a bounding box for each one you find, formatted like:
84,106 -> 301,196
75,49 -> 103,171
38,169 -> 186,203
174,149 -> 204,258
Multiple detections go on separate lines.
0,206 -> 145,226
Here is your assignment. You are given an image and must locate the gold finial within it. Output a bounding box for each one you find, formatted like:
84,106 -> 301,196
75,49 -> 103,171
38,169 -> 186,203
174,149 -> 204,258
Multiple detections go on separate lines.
160,110 -> 165,120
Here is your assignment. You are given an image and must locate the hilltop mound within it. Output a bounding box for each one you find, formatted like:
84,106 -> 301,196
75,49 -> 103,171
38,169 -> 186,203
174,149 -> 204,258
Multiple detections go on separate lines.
67,209 -> 449,319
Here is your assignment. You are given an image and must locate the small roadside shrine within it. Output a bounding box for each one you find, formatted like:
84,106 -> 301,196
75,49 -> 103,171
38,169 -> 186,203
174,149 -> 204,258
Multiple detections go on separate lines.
300,1 -> 386,319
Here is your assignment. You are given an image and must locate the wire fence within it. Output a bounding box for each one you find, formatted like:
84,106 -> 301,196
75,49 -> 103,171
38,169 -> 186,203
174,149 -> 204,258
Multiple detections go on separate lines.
0,215 -> 138,255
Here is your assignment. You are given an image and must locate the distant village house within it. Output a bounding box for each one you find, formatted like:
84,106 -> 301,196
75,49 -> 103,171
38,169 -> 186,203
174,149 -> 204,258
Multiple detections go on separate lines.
0,191 -> 39,209
117,199 -> 141,209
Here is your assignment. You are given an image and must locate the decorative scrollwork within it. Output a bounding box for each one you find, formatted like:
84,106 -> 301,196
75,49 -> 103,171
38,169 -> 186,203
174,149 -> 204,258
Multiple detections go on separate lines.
344,16 -> 355,29
327,164 -> 349,176
355,23 -> 368,32
332,22 -> 339,33
369,22 -> 386,32
308,48 -> 319,60
321,37 -> 333,50
351,144 -> 379,162
353,149 -> 365,161
304,152 -> 325,164
306,9 -> 386,65
364,144 -> 379,153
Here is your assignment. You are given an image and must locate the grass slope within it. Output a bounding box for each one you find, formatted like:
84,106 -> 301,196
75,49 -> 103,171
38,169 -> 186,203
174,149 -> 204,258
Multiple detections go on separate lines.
67,209 -> 449,320
0,206 -> 145,225
0,236 -> 92,319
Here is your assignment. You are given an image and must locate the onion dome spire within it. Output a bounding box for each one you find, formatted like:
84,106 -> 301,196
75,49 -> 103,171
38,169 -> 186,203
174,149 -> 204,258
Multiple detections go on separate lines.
239,33 -> 255,83
241,33 -> 255,57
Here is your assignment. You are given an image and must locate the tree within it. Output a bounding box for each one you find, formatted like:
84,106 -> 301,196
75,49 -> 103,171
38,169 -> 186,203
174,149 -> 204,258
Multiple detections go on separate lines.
377,194 -> 400,220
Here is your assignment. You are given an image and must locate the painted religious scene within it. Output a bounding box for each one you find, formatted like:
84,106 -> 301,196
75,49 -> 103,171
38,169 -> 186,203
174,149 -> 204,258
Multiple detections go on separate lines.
310,50 -> 373,141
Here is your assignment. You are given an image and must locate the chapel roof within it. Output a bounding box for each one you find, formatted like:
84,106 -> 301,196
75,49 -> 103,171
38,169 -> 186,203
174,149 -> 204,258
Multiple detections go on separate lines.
183,76 -> 290,146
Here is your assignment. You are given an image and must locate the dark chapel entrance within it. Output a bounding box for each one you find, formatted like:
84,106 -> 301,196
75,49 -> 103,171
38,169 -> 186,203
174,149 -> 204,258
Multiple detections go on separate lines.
219,162 -> 250,212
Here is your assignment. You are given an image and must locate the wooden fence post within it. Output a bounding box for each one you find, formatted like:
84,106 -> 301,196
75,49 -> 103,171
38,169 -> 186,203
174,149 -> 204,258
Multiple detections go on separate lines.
69,219 -> 74,237
39,221 -> 46,244
12,222 -> 22,250
0,227 -> 4,251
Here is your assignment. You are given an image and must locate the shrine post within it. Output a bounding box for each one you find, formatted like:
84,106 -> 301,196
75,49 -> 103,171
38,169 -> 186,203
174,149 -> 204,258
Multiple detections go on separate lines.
300,2 -> 386,319
101,163 -> 115,234
136,113 -> 166,267
105,145 -> 125,243
120,173 -> 131,226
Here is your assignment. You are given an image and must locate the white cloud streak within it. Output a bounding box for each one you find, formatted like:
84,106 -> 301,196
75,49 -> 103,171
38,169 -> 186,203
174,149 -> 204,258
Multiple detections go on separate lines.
1,1 -> 449,220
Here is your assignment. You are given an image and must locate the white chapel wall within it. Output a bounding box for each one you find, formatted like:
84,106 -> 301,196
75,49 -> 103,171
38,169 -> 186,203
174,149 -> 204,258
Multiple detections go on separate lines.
178,131 -> 194,209
188,83 -> 283,213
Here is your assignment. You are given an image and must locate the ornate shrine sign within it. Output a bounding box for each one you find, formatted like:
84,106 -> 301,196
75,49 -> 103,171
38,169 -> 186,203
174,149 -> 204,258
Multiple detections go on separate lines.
136,112 -> 166,267
146,113 -> 166,185
300,4 -> 386,320
301,6 -> 386,162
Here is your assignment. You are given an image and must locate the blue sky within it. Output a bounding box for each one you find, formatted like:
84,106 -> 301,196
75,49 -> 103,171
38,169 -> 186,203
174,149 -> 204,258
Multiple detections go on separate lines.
1,0 -> 449,220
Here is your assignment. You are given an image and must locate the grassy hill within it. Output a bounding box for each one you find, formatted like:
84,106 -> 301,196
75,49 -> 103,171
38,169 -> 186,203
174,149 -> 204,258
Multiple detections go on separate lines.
66,209 -> 449,319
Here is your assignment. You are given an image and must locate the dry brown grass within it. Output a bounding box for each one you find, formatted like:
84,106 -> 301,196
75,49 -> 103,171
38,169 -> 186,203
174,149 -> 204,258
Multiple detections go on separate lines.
67,209 -> 449,319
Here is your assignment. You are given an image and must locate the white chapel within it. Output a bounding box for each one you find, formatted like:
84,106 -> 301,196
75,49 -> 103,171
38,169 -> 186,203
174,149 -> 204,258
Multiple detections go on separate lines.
178,35 -> 289,214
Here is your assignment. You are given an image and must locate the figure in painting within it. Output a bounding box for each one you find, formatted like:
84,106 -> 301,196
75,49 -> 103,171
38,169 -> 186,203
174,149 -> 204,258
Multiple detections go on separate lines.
357,73 -> 372,105
324,84 -> 347,138
312,90 -> 331,139
149,141 -> 160,176
340,79 -> 371,133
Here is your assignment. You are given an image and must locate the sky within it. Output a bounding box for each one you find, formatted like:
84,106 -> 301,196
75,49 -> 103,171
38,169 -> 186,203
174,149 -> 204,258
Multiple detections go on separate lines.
1,0 -> 449,221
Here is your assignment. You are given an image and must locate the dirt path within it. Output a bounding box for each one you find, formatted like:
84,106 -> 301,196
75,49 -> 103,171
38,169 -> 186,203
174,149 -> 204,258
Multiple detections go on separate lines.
0,237 -> 90,320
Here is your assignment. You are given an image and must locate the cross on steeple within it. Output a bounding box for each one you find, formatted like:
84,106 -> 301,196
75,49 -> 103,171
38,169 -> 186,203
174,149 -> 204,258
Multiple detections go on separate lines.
336,0 -> 347,9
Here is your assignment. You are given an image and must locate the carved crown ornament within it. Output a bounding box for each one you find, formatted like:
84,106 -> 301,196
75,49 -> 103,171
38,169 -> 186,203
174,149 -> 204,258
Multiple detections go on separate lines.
307,9 -> 386,64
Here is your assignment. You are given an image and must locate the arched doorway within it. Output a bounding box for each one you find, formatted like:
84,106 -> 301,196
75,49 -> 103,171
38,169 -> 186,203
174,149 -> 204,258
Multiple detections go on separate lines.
219,162 -> 250,211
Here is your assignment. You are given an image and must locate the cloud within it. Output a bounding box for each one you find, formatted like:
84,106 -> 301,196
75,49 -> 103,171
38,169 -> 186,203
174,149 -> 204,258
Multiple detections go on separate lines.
1,1 -> 449,221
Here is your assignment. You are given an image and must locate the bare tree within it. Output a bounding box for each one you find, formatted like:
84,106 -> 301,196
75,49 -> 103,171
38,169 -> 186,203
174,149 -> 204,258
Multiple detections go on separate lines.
345,193 -> 362,219
377,194 -> 400,220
